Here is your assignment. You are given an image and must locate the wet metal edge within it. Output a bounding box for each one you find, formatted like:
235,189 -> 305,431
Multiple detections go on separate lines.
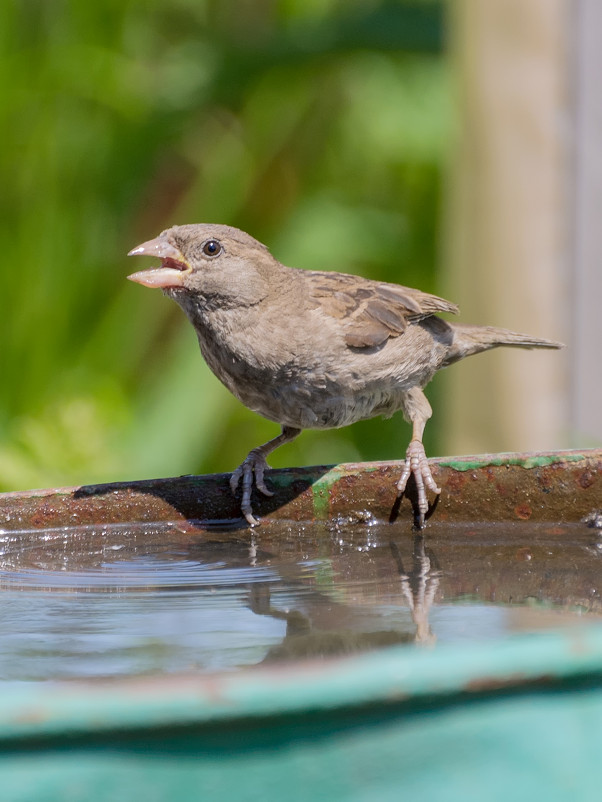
0,448 -> 600,531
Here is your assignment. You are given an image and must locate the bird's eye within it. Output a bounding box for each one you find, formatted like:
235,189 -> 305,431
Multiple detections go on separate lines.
202,239 -> 222,257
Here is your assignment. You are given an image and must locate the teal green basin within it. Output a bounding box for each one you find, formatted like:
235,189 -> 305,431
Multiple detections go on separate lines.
1,627 -> 601,801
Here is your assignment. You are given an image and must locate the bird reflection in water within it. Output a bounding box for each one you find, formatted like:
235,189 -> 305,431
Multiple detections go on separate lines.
249,534 -> 441,663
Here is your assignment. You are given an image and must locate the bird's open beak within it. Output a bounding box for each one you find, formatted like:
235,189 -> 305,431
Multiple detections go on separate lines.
127,237 -> 192,288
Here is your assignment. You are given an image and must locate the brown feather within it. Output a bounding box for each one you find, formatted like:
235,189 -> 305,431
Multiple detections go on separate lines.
304,270 -> 458,350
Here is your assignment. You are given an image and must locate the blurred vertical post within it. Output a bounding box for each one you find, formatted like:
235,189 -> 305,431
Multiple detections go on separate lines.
443,0 -> 570,454
571,1 -> 602,446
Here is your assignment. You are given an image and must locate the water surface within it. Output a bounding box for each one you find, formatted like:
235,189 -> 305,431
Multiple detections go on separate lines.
0,519 -> 600,680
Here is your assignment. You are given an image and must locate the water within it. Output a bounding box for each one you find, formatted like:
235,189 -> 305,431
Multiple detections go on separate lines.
0,519 -> 599,681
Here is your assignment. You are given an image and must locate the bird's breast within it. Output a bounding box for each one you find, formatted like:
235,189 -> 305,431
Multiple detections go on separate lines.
188,305 -> 445,430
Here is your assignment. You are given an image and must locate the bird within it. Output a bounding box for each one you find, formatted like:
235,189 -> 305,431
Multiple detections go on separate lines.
127,223 -> 563,528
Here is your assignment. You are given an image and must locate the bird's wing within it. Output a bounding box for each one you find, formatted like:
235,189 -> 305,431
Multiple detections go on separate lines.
306,271 -> 458,349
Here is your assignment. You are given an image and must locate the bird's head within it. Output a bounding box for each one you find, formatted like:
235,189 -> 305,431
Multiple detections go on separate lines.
127,223 -> 274,308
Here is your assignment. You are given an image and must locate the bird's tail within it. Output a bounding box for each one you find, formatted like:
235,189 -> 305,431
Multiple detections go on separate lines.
444,323 -> 564,367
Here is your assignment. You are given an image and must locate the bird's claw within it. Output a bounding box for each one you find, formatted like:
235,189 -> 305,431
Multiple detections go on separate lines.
396,439 -> 441,528
230,449 -> 274,526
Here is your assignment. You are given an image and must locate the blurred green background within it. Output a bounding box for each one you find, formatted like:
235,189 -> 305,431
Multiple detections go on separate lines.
0,0 -> 451,491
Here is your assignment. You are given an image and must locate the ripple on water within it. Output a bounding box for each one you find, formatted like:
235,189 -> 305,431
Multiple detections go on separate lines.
0,519 -> 599,680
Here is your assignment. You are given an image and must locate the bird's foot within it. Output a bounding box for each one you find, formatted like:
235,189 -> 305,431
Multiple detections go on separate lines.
230,449 -> 274,526
396,439 -> 441,529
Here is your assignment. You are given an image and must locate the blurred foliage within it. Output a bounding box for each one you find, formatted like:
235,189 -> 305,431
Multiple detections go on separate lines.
0,0 -> 451,490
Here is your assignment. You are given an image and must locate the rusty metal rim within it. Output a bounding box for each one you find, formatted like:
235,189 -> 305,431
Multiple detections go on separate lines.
0,447 -> 600,528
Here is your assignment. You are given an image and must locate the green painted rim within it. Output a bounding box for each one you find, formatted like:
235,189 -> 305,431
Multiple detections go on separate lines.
437,451 -> 588,472
0,624 -> 601,743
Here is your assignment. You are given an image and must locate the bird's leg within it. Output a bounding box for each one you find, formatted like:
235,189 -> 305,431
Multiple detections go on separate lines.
396,388 -> 441,528
230,426 -> 302,526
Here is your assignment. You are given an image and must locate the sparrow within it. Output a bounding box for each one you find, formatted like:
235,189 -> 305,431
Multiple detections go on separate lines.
127,224 -> 563,527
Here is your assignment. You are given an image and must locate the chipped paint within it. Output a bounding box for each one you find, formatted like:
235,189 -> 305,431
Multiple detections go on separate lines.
437,453 -> 588,472
310,467 -> 345,519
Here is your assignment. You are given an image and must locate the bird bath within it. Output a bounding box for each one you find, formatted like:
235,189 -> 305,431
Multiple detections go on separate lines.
0,448 -> 600,800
